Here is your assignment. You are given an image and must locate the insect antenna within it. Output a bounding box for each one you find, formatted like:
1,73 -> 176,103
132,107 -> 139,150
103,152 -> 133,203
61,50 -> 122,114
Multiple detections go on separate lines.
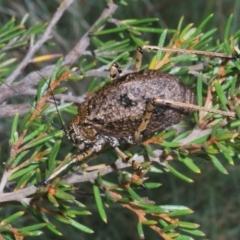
37,73 -> 68,135
0,79 -> 65,132
140,45 -> 240,60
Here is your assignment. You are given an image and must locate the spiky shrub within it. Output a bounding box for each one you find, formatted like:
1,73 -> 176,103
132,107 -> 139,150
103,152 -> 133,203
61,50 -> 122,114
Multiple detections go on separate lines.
0,2 -> 240,240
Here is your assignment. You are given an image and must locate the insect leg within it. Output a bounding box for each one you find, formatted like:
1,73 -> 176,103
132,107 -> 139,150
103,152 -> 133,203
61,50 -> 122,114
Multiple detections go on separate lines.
109,62 -> 122,81
139,45 -> 238,60
134,45 -> 238,73
45,148 -> 95,183
114,146 -> 143,171
153,98 -> 236,118
134,46 -> 144,72
112,100 -> 156,172
134,100 -> 154,143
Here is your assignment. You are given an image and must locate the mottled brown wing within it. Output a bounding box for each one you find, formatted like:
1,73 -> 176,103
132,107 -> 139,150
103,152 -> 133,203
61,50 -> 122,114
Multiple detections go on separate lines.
86,70 -> 195,138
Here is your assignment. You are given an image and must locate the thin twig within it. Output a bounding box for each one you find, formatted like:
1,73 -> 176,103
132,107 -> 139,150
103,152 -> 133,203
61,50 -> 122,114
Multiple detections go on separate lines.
0,2 -> 118,104
0,185 -> 37,203
0,64 -> 114,118
0,104 -> 30,118
1,0 -> 75,90
0,92 -> 87,118
63,2 -> 118,65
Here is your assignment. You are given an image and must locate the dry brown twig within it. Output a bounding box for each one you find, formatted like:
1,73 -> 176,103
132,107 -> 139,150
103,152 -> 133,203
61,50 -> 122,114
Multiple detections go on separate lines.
109,191 -> 173,240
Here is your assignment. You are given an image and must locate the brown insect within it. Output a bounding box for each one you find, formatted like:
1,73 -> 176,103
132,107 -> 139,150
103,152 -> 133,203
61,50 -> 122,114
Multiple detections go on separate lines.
46,45 -> 237,182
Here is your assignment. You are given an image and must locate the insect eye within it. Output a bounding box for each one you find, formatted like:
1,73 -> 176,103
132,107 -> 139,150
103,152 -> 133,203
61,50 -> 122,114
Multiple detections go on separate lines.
92,118 -> 104,125
78,142 -> 85,150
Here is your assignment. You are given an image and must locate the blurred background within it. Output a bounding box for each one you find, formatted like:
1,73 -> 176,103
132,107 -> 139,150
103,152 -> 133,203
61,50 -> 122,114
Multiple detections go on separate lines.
0,0 -> 240,239
1,0 -> 239,56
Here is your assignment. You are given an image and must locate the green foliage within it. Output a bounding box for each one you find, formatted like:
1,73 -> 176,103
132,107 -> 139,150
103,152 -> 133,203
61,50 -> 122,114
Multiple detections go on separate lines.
0,1 -> 240,240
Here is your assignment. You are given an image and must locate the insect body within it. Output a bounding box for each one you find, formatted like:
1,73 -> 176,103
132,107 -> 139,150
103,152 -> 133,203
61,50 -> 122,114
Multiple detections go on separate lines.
46,46 -> 237,182
64,47 -> 199,179
67,69 -> 196,152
